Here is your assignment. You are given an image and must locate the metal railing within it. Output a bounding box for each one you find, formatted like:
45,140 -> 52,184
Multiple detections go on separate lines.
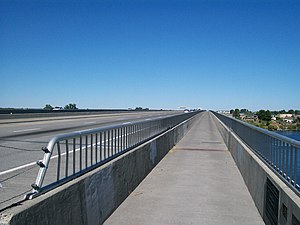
212,111 -> 300,194
25,111 -> 200,199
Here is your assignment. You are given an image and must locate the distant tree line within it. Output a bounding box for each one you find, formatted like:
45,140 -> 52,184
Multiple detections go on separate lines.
256,110 -> 272,121
230,108 -> 300,121
270,109 -> 300,115
134,107 -> 149,111
64,103 -> 78,110
43,105 -> 151,111
44,104 -> 53,110
230,109 -> 241,119
43,103 -> 78,110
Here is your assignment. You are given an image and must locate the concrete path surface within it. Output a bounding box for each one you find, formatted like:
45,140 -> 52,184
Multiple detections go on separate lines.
104,111 -> 265,225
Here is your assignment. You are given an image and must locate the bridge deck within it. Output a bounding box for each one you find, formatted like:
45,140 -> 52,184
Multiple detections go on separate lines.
104,111 -> 265,225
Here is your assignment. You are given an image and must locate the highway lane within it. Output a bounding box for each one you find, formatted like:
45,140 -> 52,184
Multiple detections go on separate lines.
0,111 -> 180,172
0,111 -> 181,209
0,111 -> 177,137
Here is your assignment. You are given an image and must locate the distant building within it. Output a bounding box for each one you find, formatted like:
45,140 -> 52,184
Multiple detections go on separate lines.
278,114 -> 293,118
217,110 -> 230,114
243,115 -> 258,121
240,113 -> 246,119
283,118 -> 294,123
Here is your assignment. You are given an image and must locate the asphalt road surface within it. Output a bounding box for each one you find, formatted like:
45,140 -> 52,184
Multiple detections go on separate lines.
0,111 -> 181,210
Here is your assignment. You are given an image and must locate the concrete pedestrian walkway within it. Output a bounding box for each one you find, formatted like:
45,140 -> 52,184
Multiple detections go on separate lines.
104,112 -> 265,225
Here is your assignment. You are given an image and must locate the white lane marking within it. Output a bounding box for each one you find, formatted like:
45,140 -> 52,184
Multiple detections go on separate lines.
84,121 -> 96,124
81,129 -> 92,132
1,115 -> 174,176
0,134 -> 123,176
1,121 -> 136,175
13,128 -> 41,133
0,127 -> 150,176
0,161 -> 37,176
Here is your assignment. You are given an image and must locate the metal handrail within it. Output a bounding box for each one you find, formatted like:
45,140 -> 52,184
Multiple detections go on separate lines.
212,111 -> 300,194
26,111 -> 201,199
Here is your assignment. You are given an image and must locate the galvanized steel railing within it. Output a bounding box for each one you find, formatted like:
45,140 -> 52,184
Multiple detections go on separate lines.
212,111 -> 300,194
25,111 -> 200,199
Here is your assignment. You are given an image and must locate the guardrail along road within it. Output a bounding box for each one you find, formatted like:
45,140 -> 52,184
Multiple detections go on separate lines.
0,111 -> 182,210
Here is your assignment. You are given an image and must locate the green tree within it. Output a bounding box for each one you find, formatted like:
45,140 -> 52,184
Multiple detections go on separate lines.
44,104 -> 53,110
71,103 -> 77,110
268,123 -> 278,131
230,109 -> 234,114
64,103 -> 78,110
287,109 -> 295,114
256,110 -> 272,121
265,110 -> 272,121
240,109 -> 248,114
233,109 -> 240,119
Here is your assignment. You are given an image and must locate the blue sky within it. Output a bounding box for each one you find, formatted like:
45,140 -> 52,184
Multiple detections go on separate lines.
1,0 -> 299,111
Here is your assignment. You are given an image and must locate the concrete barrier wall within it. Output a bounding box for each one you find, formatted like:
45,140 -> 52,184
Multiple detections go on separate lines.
0,114 -> 200,225
212,115 -> 300,225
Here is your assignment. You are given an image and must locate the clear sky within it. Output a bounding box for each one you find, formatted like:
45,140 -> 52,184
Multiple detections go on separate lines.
1,0 -> 299,111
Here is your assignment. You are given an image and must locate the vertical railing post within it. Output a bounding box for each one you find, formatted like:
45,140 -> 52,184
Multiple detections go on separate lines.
100,132 -> 103,161
95,133 -> 98,163
65,139 -> 69,178
294,147 -> 298,187
85,135 -> 88,169
104,131 -> 107,159
57,142 -> 61,181
90,134 -> 93,166
79,136 -> 82,171
73,138 -> 76,175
